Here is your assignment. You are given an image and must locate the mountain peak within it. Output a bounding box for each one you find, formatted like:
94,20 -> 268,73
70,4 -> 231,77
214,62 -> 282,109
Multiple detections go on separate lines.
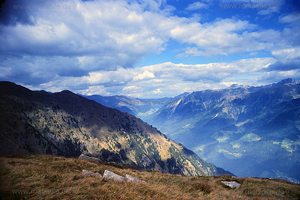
276,78 -> 300,85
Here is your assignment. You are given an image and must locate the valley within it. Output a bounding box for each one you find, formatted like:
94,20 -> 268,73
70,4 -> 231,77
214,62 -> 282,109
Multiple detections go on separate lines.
145,79 -> 300,184
85,79 -> 300,184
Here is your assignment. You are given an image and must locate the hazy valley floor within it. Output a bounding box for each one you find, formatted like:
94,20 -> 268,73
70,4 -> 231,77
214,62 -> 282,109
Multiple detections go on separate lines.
1,154 -> 300,200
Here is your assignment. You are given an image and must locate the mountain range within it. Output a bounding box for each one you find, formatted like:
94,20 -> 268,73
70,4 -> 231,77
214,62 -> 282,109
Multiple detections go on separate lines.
145,78 -> 300,184
0,81 -> 231,177
2,79 -> 299,183
73,79 -> 300,183
82,93 -> 188,121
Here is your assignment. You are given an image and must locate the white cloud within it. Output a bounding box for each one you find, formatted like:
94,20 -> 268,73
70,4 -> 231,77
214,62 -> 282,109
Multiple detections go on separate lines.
133,71 -> 155,81
279,13 -> 300,24
153,88 -> 163,94
272,48 -> 300,62
0,0 -> 299,98
257,7 -> 279,15
186,2 -> 208,10
123,85 -> 141,91
1,0 -> 291,66
256,70 -> 300,84
0,0 -> 169,71
26,57 -> 278,98
170,18 -> 271,57
78,85 -> 109,96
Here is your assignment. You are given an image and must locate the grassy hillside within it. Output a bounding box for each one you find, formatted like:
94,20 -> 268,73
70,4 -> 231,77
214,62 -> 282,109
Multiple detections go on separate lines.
1,154 -> 300,200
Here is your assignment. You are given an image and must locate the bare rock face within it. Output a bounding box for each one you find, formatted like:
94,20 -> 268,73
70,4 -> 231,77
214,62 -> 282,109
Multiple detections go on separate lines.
221,181 -> 241,189
103,170 -> 125,181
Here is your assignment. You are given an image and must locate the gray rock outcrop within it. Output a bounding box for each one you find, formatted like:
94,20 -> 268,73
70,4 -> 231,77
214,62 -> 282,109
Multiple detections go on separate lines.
103,170 -> 125,181
79,156 -> 146,183
221,181 -> 241,189
125,174 -> 147,183
81,169 -> 147,183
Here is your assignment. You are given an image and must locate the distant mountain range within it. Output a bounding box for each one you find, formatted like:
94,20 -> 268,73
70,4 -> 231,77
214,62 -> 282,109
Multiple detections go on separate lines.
82,93 -> 188,121
0,81 -> 231,177
145,78 -> 300,184
69,79 -> 300,183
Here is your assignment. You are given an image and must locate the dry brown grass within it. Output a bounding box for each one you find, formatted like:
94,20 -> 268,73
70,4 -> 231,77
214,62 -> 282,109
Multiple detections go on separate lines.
0,154 -> 299,200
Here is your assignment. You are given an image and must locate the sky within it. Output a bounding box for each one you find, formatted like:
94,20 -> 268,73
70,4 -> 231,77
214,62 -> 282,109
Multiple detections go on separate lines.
0,0 -> 300,98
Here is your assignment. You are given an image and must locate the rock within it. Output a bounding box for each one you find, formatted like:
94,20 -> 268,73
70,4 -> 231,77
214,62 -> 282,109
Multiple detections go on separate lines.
125,174 -> 147,183
93,172 -> 102,178
103,170 -> 125,181
82,169 -> 93,176
79,154 -> 100,162
82,169 -> 146,183
221,181 -> 241,189
82,170 -> 102,178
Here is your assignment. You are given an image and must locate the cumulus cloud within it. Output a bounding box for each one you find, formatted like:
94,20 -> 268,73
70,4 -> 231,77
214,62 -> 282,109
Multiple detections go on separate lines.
24,57 -> 276,98
174,12 -> 299,58
0,0 -> 169,70
261,13 -> 300,72
0,0 -> 299,98
272,48 -> 300,62
0,0 -> 268,86
264,47 -> 300,71
133,71 -> 155,81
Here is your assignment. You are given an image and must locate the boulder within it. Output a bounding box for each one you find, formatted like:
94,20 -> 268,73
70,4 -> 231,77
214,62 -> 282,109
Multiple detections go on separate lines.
221,181 -> 241,189
103,170 -> 125,181
82,170 -> 102,178
79,154 -> 100,162
125,174 -> 147,183
81,169 -> 146,183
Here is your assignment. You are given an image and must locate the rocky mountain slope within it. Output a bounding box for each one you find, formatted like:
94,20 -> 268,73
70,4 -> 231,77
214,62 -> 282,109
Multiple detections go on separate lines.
0,81 -> 231,176
146,79 -> 300,183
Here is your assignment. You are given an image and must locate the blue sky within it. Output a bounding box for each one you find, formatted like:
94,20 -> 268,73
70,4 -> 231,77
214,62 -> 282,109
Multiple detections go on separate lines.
0,0 -> 300,98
